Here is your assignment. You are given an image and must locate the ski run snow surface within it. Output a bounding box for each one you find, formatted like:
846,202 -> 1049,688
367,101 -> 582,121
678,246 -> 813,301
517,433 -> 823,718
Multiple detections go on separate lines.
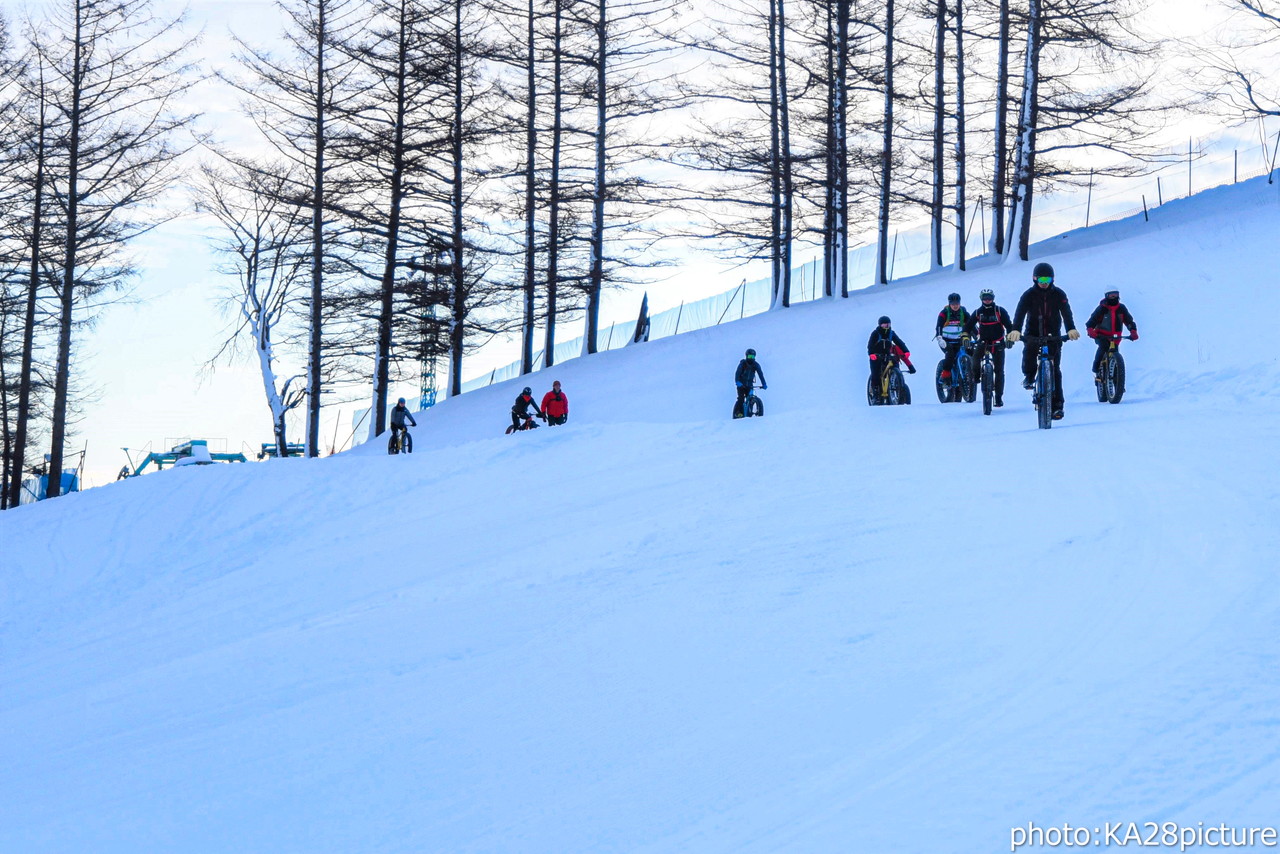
3,178 -> 1280,854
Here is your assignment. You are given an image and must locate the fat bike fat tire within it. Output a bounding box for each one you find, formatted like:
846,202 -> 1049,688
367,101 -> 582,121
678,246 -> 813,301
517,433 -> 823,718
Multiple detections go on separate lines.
959,353 -> 977,403
1036,359 -> 1054,430
1107,352 -> 1126,404
982,360 -> 994,415
935,360 -> 953,403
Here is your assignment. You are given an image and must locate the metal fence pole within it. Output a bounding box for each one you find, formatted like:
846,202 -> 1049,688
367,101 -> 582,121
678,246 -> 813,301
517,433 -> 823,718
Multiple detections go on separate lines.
1085,169 -> 1094,227
1188,137 -> 1193,197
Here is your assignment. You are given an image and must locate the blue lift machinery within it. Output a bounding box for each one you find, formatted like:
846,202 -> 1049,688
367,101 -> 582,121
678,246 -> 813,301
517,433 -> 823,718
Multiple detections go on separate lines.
257,442 -> 306,460
118,439 -> 248,480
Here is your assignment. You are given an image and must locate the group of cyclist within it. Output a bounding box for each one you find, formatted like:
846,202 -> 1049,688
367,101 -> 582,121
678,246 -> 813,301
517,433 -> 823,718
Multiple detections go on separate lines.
875,262 -> 1136,419
744,261 -> 1138,422
394,260 -> 1139,450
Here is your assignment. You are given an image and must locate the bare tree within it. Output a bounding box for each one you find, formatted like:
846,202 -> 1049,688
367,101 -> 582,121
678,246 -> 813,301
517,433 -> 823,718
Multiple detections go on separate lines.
198,162 -> 310,454
1005,0 -> 1165,261
875,0 -> 897,284
331,0 -> 456,434
31,0 -> 198,499
1198,0 -> 1280,121
229,0 -> 363,456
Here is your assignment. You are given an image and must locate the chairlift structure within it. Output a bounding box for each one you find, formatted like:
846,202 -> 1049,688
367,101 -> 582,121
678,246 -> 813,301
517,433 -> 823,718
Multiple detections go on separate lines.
118,439 -> 248,479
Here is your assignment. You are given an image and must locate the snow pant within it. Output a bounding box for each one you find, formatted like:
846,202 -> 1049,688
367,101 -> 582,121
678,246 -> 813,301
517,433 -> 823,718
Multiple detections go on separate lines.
512,411 -> 528,429
547,414 -> 567,426
977,342 -> 1006,398
869,358 -> 889,397
941,340 -> 963,375
734,386 -> 748,417
1021,338 -> 1064,410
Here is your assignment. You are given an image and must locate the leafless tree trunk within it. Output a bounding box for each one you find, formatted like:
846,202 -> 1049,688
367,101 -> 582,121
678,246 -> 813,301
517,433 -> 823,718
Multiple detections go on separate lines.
876,0 -> 896,284
35,0 -> 196,498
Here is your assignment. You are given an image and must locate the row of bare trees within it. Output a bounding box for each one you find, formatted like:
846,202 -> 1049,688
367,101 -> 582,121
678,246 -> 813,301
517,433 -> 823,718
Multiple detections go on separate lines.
1,0 -> 196,506
2,0 -> 1277,505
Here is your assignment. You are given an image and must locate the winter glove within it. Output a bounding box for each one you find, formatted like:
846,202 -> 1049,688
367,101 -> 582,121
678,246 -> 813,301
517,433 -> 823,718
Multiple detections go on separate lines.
1067,329 -> 1081,341
907,365 -> 917,374
1087,328 -> 1098,339
1129,330 -> 1139,341
761,384 -> 767,390
1007,331 -> 1021,343
736,381 -> 744,387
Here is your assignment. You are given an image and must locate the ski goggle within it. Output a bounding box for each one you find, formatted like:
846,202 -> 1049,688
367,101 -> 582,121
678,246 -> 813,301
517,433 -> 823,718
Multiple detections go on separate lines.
1035,276 -> 1053,284
746,354 -> 755,360
1105,291 -> 1119,298
981,296 -> 994,301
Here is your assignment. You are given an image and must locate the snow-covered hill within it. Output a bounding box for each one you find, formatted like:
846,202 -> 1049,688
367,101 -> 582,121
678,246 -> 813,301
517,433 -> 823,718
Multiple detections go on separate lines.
3,178 -> 1279,853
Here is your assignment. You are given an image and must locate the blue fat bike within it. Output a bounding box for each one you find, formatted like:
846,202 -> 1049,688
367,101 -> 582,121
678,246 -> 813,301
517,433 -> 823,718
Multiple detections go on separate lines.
1024,334 -> 1067,430
935,338 -> 977,404
734,382 -> 765,418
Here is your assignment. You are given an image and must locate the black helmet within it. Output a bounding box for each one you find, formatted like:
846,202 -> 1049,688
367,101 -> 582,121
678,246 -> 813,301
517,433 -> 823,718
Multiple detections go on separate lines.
522,386 -> 531,395
878,316 -> 891,325
1032,262 -> 1054,282
745,348 -> 756,358
948,292 -> 961,303
979,288 -> 994,300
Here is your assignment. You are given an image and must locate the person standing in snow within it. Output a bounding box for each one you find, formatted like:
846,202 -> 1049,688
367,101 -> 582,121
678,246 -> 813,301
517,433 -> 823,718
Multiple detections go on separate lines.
1085,289 -> 1139,381
734,348 -> 767,418
541,381 -> 569,426
964,288 -> 1014,407
1007,262 -> 1080,420
511,387 -> 544,430
867,316 -> 915,395
934,292 -> 970,384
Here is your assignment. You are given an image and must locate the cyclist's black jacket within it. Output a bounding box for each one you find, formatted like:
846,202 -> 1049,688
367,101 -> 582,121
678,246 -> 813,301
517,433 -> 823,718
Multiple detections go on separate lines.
1013,284 -> 1076,337
964,303 -> 1014,343
390,403 -> 417,429
735,358 -> 766,388
512,392 -> 542,416
867,327 -> 908,358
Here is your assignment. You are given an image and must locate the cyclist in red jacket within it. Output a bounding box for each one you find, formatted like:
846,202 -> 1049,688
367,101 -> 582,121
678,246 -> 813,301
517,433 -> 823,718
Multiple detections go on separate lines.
1085,289 -> 1138,381
541,381 -> 569,426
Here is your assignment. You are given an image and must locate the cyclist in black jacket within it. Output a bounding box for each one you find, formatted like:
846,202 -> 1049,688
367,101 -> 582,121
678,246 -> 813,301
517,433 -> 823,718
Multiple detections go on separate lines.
734,348 -> 767,418
1007,262 -> 1081,420
389,397 -> 417,450
511,387 -> 544,430
867,316 -> 916,393
964,289 -> 1014,407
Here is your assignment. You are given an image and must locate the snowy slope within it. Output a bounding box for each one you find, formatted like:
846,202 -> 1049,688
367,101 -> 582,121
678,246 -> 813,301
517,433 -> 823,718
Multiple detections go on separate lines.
3,178 -> 1279,854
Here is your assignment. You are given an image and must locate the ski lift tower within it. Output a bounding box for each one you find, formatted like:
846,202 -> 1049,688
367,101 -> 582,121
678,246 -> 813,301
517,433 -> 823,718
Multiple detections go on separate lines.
419,338 -> 439,411
418,250 -> 450,412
